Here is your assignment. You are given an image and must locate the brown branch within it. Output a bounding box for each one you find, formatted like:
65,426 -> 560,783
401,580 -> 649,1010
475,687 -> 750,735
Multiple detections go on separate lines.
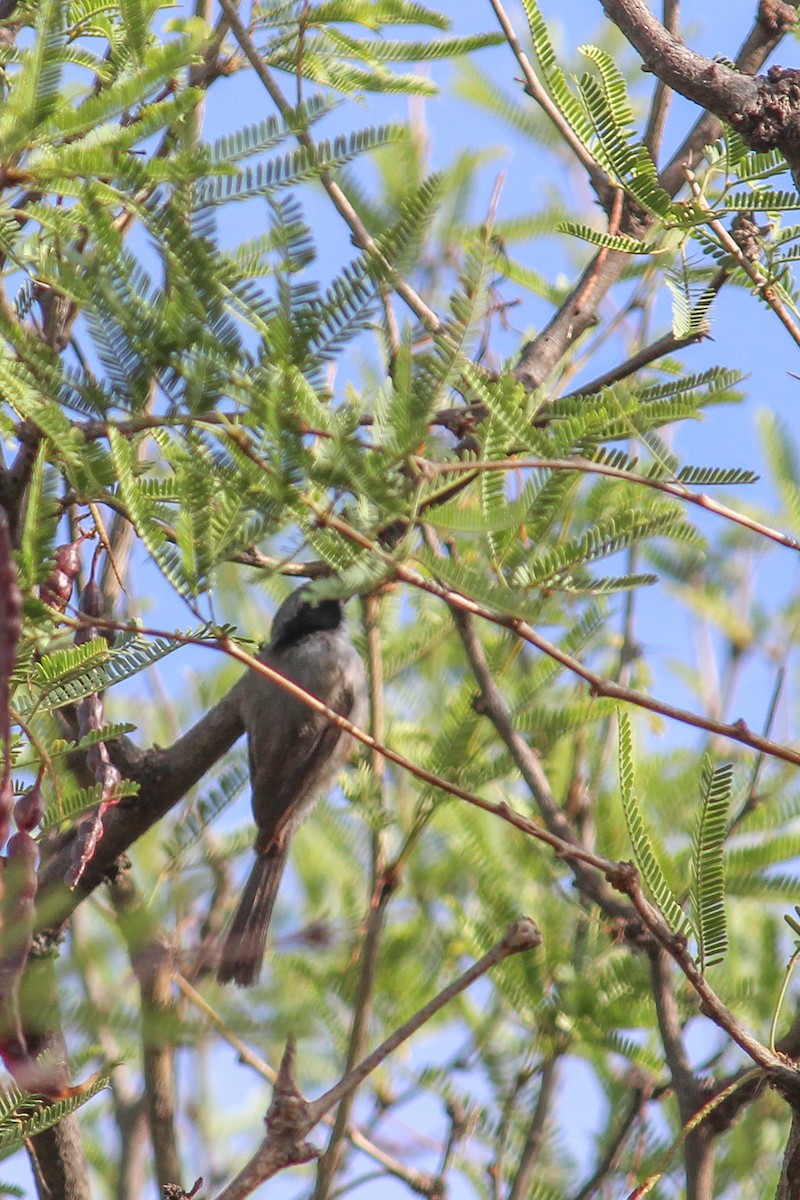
212,921 -> 542,1200
507,1056 -> 560,1200
608,861 -> 785,1074
38,678 -> 248,930
444,595 -> 629,920
649,948 -> 701,1114
24,958 -> 93,1200
685,164 -> 800,348
643,0 -> 680,157
649,948 -> 715,1200
174,974 -> 440,1196
487,0 -> 610,194
419,453 -> 800,552
572,1085 -> 650,1200
70,905 -> 149,1200
776,1109 -> 800,1200
513,2 -> 797,389
562,305 -> 717,397
312,594 -> 393,1200
599,0 -> 757,116
111,874 -> 182,1194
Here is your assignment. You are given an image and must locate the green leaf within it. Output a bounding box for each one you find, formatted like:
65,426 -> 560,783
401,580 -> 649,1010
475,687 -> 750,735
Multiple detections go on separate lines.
618,711 -> 691,936
0,1069 -> 114,1160
692,759 -> 733,972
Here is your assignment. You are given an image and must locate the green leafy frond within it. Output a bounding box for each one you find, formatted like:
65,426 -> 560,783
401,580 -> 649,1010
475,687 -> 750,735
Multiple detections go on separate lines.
577,45 -> 672,218
722,190 -> 800,212
518,0 -> 596,151
38,24 -> 207,144
208,95 -> 338,164
314,30 -> 505,64
692,759 -> 733,972
19,443 -> 59,590
18,630 -> 190,717
416,550 -> 544,623
195,126 -> 402,206
665,260 -> 716,339
618,711 -> 690,936
30,722 -> 137,766
636,366 -> 744,404
161,760 -> 249,868
675,464 -> 758,486
557,221 -> 654,253
43,777 -> 140,830
0,0 -> 64,153
758,409 -> 800,530
513,504 -> 698,589
0,1069 -> 113,1160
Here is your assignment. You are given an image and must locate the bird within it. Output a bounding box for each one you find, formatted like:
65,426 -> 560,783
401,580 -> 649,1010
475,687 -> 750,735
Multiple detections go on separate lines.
216,586 -> 368,986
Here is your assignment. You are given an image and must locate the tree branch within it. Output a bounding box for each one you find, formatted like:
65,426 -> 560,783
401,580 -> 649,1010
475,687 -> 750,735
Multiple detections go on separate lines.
212,920 -> 542,1200
513,1 -> 797,388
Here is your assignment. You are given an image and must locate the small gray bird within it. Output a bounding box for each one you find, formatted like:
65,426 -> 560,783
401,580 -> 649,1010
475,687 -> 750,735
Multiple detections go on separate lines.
216,587 -> 368,987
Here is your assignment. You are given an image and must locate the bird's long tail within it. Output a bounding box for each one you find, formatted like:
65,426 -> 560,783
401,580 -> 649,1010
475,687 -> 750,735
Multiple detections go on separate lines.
216,847 -> 288,987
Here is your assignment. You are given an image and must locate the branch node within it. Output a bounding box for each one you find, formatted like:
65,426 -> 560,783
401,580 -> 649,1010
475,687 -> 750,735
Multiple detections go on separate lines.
501,917 -> 543,953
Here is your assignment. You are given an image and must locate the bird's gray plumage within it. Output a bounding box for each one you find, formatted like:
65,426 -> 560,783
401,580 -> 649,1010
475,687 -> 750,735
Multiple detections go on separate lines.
216,588 -> 367,986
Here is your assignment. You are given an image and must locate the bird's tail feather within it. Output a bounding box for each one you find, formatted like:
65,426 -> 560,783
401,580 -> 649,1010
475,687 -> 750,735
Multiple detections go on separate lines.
216,848 -> 288,986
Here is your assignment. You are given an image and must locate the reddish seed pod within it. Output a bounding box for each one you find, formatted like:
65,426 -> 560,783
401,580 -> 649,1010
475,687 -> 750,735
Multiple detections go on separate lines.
77,694 -> 103,738
0,776 -> 12,853
75,581 -> 113,646
97,761 -> 121,792
40,569 -> 74,610
7,830 -> 37,889
14,783 -> 44,833
66,817 -> 100,888
78,581 -> 105,621
54,540 -> 82,580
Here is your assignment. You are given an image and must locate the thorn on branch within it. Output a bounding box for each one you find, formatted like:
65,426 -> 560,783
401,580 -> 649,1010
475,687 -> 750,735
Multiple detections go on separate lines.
266,1039 -> 319,1163
164,1179 -> 204,1200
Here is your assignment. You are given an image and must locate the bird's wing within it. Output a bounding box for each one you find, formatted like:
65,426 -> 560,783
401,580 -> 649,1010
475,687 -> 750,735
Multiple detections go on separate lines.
249,675 -> 357,853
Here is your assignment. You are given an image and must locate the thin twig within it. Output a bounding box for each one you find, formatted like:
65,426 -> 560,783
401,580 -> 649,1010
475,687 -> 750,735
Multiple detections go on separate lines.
305,919 -> 542,1125
507,1056 -> 559,1200
649,948 -> 703,1116
563,318 -> 711,397
572,1087 -> 648,1200
174,974 -> 438,1196
684,165 -> 800,350
418,455 -> 800,552
218,0 -> 440,332
312,594 -> 393,1200
487,0 -> 609,193
211,921 -> 542,1200
295,503 -> 800,770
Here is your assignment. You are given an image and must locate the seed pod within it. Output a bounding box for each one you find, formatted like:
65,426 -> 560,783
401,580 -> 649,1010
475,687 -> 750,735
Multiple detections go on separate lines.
65,581 -> 123,889
40,536 -> 85,614
54,540 -> 82,579
14,777 -> 44,833
0,512 -> 21,855
40,569 -> 74,611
